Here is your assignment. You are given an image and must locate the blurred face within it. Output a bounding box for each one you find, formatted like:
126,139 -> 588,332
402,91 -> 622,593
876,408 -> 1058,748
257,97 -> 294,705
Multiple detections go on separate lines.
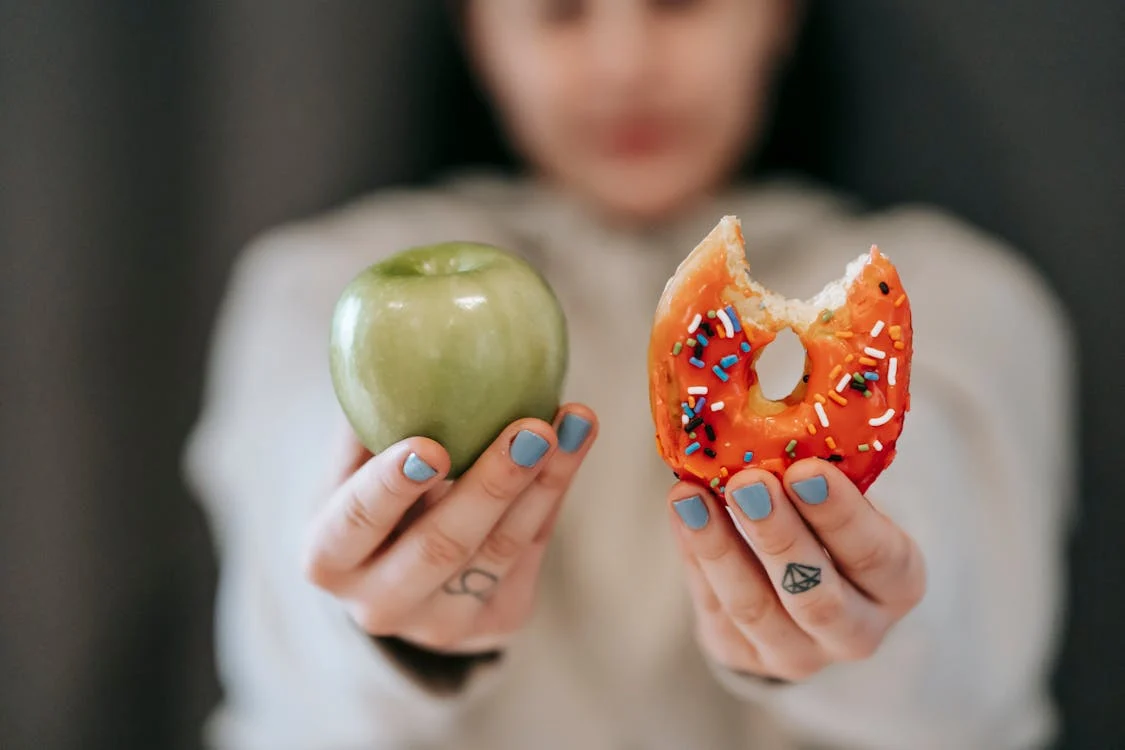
466,0 -> 796,223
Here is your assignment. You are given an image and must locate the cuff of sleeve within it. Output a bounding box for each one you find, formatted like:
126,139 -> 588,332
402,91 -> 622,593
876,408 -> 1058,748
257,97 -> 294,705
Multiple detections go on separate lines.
371,634 -> 505,697
704,653 -> 794,702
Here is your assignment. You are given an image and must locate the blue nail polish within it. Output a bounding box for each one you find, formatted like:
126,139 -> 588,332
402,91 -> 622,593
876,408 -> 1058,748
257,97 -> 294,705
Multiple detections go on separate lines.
510,430 -> 550,467
732,482 -> 772,520
403,452 -> 437,482
557,413 -> 592,453
673,495 -> 709,530
792,476 -> 829,505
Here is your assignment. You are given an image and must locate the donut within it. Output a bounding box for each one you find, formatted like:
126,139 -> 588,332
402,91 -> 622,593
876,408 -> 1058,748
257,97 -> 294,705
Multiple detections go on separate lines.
648,216 -> 913,494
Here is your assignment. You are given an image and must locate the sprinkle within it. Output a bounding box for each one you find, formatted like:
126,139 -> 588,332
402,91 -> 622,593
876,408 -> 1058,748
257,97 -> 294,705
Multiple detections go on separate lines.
894,341 -> 906,350
835,331 -> 854,338
814,393 -> 827,404
820,309 -> 835,323
826,454 -> 844,462
784,439 -> 798,453
879,281 -> 890,295
873,439 -> 884,451
686,337 -> 697,347
682,402 -> 694,418
716,324 -> 726,339
693,344 -> 704,359
740,341 -> 751,353
743,451 -> 754,462
870,320 -> 885,337
724,306 -> 742,332
706,310 -> 717,319
806,424 -> 817,436
894,293 -> 906,307
688,386 -> 708,395
802,374 -> 810,383
710,477 -> 720,488
689,432 -> 697,439
710,401 -> 725,412
825,436 -> 837,450
829,364 -> 843,379
719,467 -> 729,478
852,372 -> 865,383
687,313 -> 702,333
688,396 -> 696,409
858,356 -> 878,367
888,357 -> 898,386
703,447 -> 717,458
696,333 -> 710,347
864,372 -> 880,381
672,341 -> 683,355
720,354 -> 739,369
835,373 -> 852,393
712,366 -> 730,382
718,485 -> 726,494
863,347 -> 887,359
869,408 -> 896,426
695,397 -> 706,411
700,321 -> 715,337
863,390 -> 872,398
704,424 -> 716,441
685,441 -> 701,455
829,392 -> 849,406
681,414 -> 689,425
889,325 -> 902,340
845,354 -> 855,363
814,402 -> 830,427
716,308 -> 735,338
689,357 -> 706,368
858,443 -> 870,452
849,381 -> 868,392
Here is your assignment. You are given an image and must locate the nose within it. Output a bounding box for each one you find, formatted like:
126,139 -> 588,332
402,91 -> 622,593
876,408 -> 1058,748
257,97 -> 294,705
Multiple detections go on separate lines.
586,6 -> 657,96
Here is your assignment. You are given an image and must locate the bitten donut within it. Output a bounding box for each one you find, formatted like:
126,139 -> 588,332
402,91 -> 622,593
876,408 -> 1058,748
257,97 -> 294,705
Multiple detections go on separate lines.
648,216 -> 913,494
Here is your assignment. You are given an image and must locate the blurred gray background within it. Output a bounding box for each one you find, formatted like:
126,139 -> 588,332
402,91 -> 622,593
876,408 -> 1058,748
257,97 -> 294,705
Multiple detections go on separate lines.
2,1 -> 1122,748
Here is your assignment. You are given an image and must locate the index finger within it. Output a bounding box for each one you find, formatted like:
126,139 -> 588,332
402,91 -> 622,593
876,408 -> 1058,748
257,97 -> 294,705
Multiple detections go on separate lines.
303,438 -> 450,587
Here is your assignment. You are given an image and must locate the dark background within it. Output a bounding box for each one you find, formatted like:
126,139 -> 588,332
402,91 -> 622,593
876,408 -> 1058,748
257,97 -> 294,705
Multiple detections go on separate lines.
2,2 -> 1122,748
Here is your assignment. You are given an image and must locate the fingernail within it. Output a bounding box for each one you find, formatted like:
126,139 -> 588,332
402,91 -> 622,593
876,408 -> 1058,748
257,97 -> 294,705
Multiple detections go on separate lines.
731,482 -> 772,520
556,413 -> 592,453
510,430 -> 550,467
792,476 -> 829,505
673,495 -> 709,530
403,452 -> 437,482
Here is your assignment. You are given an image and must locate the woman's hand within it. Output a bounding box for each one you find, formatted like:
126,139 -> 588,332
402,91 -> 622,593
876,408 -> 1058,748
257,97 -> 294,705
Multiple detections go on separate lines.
303,404 -> 597,655
669,459 -> 926,682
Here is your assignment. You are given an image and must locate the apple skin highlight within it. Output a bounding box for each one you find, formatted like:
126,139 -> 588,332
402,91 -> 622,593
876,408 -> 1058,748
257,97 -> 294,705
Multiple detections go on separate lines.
329,242 -> 568,478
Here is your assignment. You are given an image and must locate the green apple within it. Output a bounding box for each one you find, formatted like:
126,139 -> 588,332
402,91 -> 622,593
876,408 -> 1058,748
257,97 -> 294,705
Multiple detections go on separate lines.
329,242 -> 568,478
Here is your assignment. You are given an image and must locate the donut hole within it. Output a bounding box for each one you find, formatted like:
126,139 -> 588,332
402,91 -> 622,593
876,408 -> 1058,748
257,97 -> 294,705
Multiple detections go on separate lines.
753,326 -> 809,403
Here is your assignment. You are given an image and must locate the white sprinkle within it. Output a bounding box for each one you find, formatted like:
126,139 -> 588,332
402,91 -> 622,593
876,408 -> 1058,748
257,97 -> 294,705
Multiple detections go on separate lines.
710,401 -> 725,412
681,414 -> 689,425
863,346 -> 887,359
869,408 -> 896,427
835,373 -> 852,393
873,439 -> 884,451
687,386 -> 709,395
687,313 -> 702,334
888,357 -> 898,386
870,320 -> 885,337
716,308 -> 735,338
814,402 -> 830,428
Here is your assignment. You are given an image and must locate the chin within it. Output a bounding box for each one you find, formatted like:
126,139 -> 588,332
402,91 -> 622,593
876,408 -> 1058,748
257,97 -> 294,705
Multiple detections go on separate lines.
584,171 -> 717,227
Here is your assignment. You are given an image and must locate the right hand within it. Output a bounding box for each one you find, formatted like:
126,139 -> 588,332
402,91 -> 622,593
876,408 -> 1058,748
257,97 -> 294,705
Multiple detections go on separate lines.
303,404 -> 598,654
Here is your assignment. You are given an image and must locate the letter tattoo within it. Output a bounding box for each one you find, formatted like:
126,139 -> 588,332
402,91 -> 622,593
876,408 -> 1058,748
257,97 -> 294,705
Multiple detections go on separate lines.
442,567 -> 499,603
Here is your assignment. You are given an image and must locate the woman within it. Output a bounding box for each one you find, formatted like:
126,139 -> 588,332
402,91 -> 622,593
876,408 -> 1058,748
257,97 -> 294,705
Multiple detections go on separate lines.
185,1 -> 1073,747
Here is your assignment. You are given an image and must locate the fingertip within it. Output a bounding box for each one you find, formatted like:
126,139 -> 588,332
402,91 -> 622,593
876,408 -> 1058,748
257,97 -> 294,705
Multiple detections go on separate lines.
554,403 -> 599,454
389,437 -> 451,483
723,468 -> 782,498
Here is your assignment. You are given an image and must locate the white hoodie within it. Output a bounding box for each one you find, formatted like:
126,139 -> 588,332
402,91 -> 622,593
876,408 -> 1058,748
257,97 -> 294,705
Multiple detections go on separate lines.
184,175 -> 1074,750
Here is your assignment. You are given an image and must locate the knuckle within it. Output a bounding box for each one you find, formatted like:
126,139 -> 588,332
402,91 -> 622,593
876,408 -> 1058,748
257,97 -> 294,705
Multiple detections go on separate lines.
352,605 -> 396,636
476,465 -> 520,506
478,527 -> 526,566
774,654 -> 825,682
693,535 -> 732,563
756,530 -> 800,559
416,526 -> 472,570
342,486 -> 380,532
413,624 -> 466,652
847,539 -> 894,575
301,550 -> 336,590
726,594 -> 775,629
814,504 -> 861,537
532,465 -> 571,496
795,589 -> 846,629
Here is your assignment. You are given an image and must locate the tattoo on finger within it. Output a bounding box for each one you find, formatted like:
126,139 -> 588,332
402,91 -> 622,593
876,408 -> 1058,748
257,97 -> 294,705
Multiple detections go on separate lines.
442,567 -> 499,603
781,563 -> 822,594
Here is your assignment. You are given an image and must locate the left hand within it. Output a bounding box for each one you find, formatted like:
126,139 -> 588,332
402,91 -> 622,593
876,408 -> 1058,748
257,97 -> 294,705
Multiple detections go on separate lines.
668,459 -> 927,682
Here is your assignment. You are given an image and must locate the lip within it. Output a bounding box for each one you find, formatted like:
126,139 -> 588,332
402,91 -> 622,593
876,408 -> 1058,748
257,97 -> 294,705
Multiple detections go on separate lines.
596,118 -> 678,158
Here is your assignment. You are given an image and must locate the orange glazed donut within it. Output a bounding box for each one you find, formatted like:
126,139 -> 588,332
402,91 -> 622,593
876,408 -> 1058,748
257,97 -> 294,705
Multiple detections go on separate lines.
648,216 -> 913,495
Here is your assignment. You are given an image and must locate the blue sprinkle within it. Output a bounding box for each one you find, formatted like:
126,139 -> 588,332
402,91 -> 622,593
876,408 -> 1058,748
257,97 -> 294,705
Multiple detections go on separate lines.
712,365 -> 730,382
689,357 -> 705,368
682,402 -> 695,418
720,354 -> 739,369
685,441 -> 701,456
743,451 -> 754,462
695,397 -> 706,412
696,333 -> 709,347
740,341 -> 751,353
725,306 -> 742,333
718,485 -> 726,494
864,372 -> 880,381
